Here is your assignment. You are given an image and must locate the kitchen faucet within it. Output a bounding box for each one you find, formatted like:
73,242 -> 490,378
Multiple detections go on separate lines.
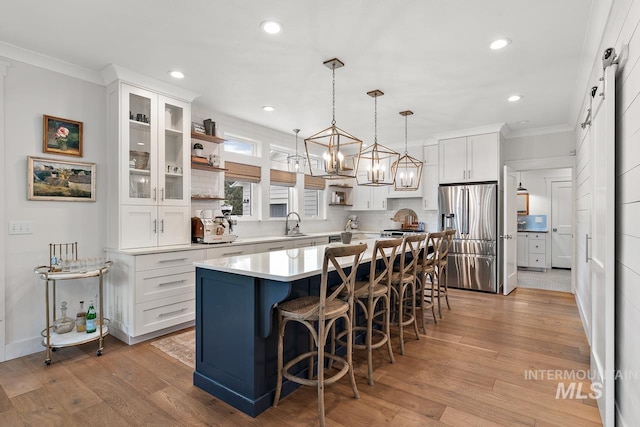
285,211 -> 301,235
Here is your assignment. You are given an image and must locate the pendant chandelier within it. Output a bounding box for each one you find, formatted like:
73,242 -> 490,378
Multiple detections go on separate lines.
517,172 -> 528,194
287,128 -> 307,174
392,110 -> 423,191
357,90 -> 399,186
305,58 -> 362,179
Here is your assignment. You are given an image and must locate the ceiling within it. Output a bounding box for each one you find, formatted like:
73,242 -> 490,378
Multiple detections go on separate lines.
0,0 -> 593,146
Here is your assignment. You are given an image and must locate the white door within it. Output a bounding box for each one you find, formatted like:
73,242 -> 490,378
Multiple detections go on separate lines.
121,205 -> 158,249
551,181 -> 573,268
503,165 -> 518,295
158,206 -> 191,246
589,62 -> 615,426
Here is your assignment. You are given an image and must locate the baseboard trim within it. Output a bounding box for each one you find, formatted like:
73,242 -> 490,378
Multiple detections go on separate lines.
110,320 -> 195,345
5,336 -> 43,361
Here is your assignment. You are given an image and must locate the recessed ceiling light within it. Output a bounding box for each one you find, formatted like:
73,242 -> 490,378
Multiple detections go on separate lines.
262,105 -> 275,112
508,95 -> 522,102
261,21 -> 282,34
517,120 -> 529,125
137,142 -> 145,146
490,38 -> 511,50
169,70 -> 185,79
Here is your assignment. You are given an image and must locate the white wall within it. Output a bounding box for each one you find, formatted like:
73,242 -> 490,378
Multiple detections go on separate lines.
573,0 -> 640,424
3,59 -> 107,359
503,130 -> 575,162
519,168 -> 572,216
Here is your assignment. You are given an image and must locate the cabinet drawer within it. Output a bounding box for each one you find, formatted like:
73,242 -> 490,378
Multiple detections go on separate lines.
529,255 -> 546,268
134,294 -> 194,336
254,241 -> 291,253
529,233 -> 546,241
135,266 -> 195,303
529,239 -> 546,254
136,249 -> 205,272
206,245 -> 254,259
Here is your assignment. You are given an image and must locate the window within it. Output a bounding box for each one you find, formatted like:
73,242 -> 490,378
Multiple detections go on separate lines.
224,134 -> 257,156
269,185 -> 291,218
224,179 -> 252,216
303,189 -> 320,217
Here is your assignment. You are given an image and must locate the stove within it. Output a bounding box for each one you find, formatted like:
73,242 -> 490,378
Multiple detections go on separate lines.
380,229 -> 425,237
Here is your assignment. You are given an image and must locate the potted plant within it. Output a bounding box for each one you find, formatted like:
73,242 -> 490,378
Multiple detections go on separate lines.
193,142 -> 204,157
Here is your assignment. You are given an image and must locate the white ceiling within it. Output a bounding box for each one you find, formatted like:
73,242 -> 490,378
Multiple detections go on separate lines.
0,0 -> 593,146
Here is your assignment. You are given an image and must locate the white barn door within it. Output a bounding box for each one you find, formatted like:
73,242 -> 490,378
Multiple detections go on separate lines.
589,55 -> 616,427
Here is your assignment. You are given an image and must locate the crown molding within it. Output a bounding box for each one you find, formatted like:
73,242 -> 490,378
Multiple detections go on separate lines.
100,64 -> 200,102
0,59 -> 10,77
431,123 -> 507,141
0,41 -> 103,85
505,123 -> 574,139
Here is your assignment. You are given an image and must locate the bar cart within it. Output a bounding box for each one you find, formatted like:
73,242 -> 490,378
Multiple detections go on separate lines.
34,256 -> 112,365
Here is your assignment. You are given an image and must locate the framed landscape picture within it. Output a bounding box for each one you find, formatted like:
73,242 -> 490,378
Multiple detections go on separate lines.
28,156 -> 96,202
43,115 -> 83,157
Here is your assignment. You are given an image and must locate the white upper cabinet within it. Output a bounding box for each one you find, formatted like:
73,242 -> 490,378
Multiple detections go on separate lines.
438,132 -> 498,184
107,81 -> 192,250
422,144 -> 439,210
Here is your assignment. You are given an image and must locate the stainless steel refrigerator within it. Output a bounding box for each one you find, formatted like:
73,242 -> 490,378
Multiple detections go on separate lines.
439,183 -> 497,292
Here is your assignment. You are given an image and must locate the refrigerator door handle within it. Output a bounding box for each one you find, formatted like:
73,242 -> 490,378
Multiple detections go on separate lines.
464,188 -> 470,235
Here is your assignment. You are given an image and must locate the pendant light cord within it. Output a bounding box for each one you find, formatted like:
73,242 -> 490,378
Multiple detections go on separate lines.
331,65 -> 336,126
374,94 -> 378,144
404,114 -> 408,155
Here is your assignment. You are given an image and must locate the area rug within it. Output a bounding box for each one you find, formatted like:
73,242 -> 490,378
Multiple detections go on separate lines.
150,330 -> 195,369
518,268 -> 571,292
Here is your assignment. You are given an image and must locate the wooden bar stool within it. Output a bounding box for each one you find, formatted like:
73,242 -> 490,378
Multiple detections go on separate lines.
389,233 -> 424,355
416,232 -> 442,333
435,229 -> 455,317
336,238 -> 402,386
273,243 -> 367,427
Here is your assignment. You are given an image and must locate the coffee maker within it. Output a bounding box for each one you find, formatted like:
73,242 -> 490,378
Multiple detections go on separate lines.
346,215 -> 359,230
192,207 -> 237,244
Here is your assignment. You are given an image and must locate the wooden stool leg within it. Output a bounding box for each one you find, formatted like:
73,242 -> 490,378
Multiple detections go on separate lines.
411,281 -> 420,340
366,298 -> 374,386
429,272 -> 438,323
398,284 -> 406,356
443,267 -> 451,310
384,294 -> 395,364
317,320 -> 326,426
273,316 -> 285,407
346,314 -> 360,399
437,268 -> 443,319
417,274 -> 427,334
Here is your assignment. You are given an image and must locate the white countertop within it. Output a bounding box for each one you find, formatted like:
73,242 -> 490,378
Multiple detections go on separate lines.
105,230 -> 380,255
194,238 -> 393,282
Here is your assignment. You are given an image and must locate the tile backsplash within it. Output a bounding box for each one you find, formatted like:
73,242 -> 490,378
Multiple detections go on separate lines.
517,214 -> 547,232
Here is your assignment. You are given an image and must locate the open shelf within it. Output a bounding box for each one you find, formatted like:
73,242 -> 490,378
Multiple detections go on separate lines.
191,132 -> 225,144
165,128 -> 183,136
192,197 -> 226,201
129,119 -> 150,129
329,203 -> 353,206
329,184 -> 353,188
191,163 -> 227,172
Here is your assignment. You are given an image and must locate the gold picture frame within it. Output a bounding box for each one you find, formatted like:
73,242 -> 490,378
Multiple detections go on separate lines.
43,115 -> 83,157
28,156 -> 96,202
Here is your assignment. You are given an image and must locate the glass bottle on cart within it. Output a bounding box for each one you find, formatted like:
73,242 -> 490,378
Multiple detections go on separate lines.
86,301 -> 97,333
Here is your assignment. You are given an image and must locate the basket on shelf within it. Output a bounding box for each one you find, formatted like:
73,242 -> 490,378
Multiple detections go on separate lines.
129,150 -> 149,170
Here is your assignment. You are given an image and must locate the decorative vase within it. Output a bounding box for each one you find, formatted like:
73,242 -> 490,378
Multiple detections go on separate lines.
193,148 -> 203,157
58,138 -> 68,151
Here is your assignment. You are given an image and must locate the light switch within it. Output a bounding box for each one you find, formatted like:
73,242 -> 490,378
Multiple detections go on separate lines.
8,221 -> 34,235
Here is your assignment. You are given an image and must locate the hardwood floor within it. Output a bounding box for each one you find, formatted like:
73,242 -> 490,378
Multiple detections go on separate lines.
0,288 -> 601,426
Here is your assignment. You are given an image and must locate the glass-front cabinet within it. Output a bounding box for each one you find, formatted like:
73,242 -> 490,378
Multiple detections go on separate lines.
123,86 -> 189,206
109,82 -> 191,250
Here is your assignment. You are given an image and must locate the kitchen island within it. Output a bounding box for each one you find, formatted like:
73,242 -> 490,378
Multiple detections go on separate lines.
192,239 -> 388,417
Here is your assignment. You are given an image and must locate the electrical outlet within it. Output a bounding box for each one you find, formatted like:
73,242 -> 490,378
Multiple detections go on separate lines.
8,221 -> 34,235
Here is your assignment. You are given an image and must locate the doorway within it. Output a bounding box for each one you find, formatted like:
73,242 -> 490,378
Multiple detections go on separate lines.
514,168 -> 573,292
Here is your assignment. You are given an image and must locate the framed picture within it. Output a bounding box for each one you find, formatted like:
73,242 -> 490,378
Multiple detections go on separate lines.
43,115 -> 83,157
192,122 -> 206,134
28,156 -> 96,202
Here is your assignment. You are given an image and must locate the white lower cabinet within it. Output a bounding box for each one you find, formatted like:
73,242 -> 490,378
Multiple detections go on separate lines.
105,248 -> 205,344
517,232 -> 547,269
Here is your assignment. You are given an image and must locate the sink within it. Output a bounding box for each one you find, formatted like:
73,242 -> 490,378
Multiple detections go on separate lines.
284,233 -> 307,238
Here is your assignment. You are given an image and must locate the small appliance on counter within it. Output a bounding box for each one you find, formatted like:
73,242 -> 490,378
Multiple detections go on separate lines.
191,206 -> 238,244
346,215 -> 359,230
